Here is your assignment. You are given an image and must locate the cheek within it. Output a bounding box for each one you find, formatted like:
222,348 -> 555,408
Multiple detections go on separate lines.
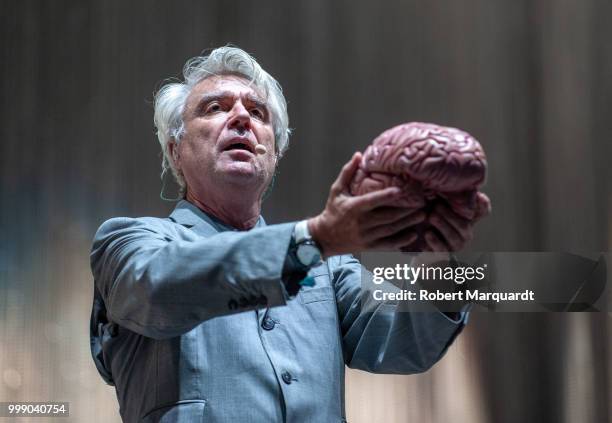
180,140 -> 213,170
181,120 -> 219,155
264,153 -> 278,177
261,133 -> 277,158
266,129 -> 276,148
261,131 -> 277,163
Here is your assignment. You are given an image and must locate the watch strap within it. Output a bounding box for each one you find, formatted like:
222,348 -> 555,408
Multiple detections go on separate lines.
294,220 -> 311,244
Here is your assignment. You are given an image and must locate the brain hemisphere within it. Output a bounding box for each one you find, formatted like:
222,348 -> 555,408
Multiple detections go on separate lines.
350,122 -> 491,250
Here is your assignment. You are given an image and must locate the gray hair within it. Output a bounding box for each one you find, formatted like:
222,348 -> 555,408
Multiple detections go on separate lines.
153,46 -> 291,196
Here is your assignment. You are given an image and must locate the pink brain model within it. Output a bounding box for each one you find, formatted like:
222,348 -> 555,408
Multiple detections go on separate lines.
350,122 -> 491,251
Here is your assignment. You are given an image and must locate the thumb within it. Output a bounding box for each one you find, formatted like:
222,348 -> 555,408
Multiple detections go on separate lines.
332,152 -> 362,195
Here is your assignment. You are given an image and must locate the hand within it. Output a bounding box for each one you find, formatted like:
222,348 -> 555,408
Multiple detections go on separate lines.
424,202 -> 474,252
308,152 -> 426,258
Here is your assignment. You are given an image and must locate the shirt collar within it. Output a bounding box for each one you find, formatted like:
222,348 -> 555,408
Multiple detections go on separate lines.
169,199 -> 266,235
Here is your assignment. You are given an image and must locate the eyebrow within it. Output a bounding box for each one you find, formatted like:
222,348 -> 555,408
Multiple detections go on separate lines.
196,90 -> 268,111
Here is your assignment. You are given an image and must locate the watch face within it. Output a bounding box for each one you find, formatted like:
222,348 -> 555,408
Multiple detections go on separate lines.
297,244 -> 321,266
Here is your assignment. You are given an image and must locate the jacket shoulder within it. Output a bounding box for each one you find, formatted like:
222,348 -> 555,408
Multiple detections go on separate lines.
93,216 -> 177,241
96,215 -> 173,231
90,216 -> 185,263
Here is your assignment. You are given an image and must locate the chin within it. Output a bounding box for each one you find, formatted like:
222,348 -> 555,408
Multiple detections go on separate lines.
219,163 -> 263,185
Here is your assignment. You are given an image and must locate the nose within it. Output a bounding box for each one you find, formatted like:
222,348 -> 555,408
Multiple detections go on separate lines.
228,101 -> 251,134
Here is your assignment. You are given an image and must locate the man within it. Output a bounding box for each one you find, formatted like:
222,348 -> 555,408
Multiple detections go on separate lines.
90,46 -> 475,422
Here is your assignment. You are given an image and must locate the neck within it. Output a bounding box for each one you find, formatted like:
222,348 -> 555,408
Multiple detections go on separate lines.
186,189 -> 262,230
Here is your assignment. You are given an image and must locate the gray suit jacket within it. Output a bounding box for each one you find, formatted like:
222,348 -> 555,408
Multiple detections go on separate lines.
90,200 -> 467,422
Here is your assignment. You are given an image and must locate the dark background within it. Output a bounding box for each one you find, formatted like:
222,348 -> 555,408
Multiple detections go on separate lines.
1,1 -> 610,422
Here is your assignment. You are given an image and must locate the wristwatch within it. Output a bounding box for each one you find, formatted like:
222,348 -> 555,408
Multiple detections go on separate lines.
292,220 -> 322,268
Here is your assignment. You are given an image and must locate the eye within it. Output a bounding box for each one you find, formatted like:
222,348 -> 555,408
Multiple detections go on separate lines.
204,102 -> 222,114
250,107 -> 265,120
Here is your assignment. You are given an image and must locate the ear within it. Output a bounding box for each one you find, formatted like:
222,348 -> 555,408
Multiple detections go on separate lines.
168,138 -> 180,169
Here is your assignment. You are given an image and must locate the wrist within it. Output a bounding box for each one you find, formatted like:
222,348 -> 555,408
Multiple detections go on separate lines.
292,220 -> 323,267
307,216 -> 329,259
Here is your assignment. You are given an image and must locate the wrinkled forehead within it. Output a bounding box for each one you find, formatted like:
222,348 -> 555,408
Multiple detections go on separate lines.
188,74 -> 268,107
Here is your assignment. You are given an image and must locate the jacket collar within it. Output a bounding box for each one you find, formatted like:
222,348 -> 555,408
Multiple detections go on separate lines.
169,199 -> 266,235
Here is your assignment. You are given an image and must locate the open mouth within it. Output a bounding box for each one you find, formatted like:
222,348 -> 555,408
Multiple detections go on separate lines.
222,138 -> 255,154
224,142 -> 252,152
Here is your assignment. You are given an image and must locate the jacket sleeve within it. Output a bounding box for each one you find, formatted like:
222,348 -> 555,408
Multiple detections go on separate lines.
91,217 -> 295,340
331,254 -> 468,374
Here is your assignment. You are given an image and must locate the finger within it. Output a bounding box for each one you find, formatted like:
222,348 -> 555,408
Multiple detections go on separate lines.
364,210 -> 426,240
429,212 -> 465,251
434,203 -> 473,241
474,192 -> 491,220
363,207 -> 423,228
350,186 -> 402,211
331,152 -> 362,195
371,228 -> 419,251
424,230 -> 449,252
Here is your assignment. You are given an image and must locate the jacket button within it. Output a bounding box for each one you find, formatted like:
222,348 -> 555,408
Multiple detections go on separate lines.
281,371 -> 292,385
262,317 -> 276,331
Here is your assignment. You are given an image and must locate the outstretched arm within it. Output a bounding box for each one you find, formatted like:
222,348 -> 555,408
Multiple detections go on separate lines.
91,217 -> 296,339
